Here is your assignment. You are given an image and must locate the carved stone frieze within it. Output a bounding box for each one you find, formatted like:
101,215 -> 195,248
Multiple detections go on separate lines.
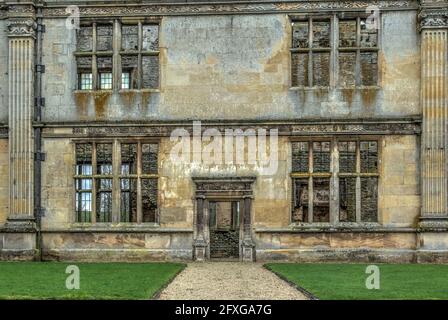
192,177 -> 256,194
41,1 -> 417,18
68,121 -> 421,137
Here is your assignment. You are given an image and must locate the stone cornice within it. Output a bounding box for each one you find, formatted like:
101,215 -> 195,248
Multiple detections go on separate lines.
38,0 -> 418,18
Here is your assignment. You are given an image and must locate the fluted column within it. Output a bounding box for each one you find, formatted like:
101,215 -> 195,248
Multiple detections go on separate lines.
419,6 -> 448,230
6,14 -> 36,228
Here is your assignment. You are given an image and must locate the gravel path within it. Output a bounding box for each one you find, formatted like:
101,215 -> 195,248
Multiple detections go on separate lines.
157,262 -> 307,300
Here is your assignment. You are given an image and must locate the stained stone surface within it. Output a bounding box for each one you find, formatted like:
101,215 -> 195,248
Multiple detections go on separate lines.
157,262 -> 307,300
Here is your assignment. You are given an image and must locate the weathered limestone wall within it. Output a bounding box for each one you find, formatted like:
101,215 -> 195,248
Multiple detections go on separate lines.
41,11 -> 420,122
379,135 -> 420,227
42,232 -> 193,261
0,139 -> 9,224
41,138 -> 73,229
255,231 -> 418,262
160,135 -> 290,229
39,134 -> 422,261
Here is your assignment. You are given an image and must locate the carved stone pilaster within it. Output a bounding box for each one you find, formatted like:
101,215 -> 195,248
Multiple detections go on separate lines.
5,11 -> 36,231
418,5 -> 448,231
193,196 -> 207,261
241,195 -> 255,262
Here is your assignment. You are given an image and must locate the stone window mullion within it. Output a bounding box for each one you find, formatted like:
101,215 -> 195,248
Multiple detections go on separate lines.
308,142 -> 314,222
112,140 -> 120,223
308,18 -> 313,87
330,138 -> 339,224
91,142 -> 97,223
355,140 -> 362,222
137,21 -> 143,90
137,141 -> 143,223
113,20 -> 121,92
330,15 -> 337,89
92,23 -> 98,90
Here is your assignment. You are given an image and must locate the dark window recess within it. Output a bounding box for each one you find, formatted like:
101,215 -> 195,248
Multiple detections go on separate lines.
312,21 -> 330,48
338,141 -> 356,173
339,52 -> 356,87
77,57 -> 93,90
290,19 -> 330,87
291,52 -> 308,87
313,178 -> 330,222
338,18 -> 379,87
361,177 -> 378,222
142,143 -> 158,174
75,143 -> 92,175
96,178 -> 112,222
121,25 -> 139,50
121,55 -> 138,89
142,25 -> 159,51
120,178 -> 137,222
75,144 -> 93,223
292,21 -> 308,48
75,180 -> 92,223
96,144 -> 113,175
95,143 -> 113,223
142,55 -> 159,89
312,52 -> 330,86
292,142 -> 309,173
360,19 -> 378,47
292,178 -> 309,223
121,24 -> 159,89
142,178 -> 157,222
360,141 -> 378,173
313,141 -> 331,172
121,143 -> 138,175
96,25 -> 113,51
97,56 -> 112,73
339,20 -> 357,47
76,26 -> 93,52
360,52 -> 378,86
209,202 -> 217,228
339,177 -> 356,222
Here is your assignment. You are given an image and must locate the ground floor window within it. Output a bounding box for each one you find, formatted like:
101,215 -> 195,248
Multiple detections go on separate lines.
74,140 -> 159,223
291,138 -> 379,224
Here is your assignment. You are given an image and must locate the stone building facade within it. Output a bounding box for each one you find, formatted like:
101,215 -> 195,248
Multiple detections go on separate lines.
0,0 -> 447,262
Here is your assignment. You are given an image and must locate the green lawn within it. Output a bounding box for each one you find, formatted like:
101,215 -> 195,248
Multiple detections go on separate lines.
265,263 -> 448,300
0,262 -> 185,299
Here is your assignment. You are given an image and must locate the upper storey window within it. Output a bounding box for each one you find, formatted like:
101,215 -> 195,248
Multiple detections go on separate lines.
291,14 -> 379,88
76,23 -> 113,91
75,20 -> 160,91
121,23 -> 160,89
291,18 -> 331,87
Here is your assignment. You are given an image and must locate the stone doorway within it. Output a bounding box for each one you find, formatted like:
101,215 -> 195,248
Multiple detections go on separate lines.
209,201 -> 241,259
192,177 -> 256,262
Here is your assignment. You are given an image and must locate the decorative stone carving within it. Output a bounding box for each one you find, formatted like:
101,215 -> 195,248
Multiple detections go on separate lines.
68,121 -> 420,137
41,1 -> 416,18
7,18 -> 37,38
192,177 -> 256,261
418,9 -> 448,30
8,5 -> 35,15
